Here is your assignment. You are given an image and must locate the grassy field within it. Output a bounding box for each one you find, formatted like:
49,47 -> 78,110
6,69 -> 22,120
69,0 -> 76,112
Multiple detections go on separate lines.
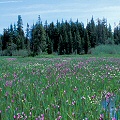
0,55 -> 120,120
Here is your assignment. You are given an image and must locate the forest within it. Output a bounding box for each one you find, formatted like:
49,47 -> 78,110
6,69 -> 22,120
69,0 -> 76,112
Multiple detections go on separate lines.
0,15 -> 120,56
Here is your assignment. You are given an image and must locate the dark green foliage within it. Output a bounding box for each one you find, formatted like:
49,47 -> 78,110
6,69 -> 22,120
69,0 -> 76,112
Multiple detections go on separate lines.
86,17 -> 96,48
114,24 -> 120,44
17,15 -> 25,49
46,34 -> 53,54
1,15 -> 120,56
0,35 -> 2,51
84,29 -> 91,54
31,17 -> 46,55
58,35 -> 63,55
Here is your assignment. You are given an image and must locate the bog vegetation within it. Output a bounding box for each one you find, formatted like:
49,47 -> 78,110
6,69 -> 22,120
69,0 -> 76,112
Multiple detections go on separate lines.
0,56 -> 120,119
0,15 -> 120,56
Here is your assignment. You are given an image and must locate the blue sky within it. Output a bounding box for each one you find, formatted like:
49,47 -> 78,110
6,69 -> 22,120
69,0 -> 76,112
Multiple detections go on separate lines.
0,0 -> 120,33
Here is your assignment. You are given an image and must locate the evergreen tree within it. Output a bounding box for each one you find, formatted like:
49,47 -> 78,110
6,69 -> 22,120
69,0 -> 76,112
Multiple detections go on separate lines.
114,22 -> 120,44
53,27 -> 59,52
58,34 -> 63,55
9,24 -> 14,44
25,23 -> 31,53
88,17 -> 96,48
114,26 -> 119,44
17,15 -> 25,49
31,16 -> 46,55
84,29 -> 90,54
1,15 -> 119,56
68,30 -> 73,54
64,31 -> 68,54
76,30 -> 82,54
46,34 -> 53,54
48,22 -> 56,52
44,20 -> 48,34
108,24 -> 112,38
96,18 -> 102,45
73,32 -> 77,54
0,35 -> 2,51
2,29 -> 9,50
101,18 -> 107,44
12,24 -> 18,45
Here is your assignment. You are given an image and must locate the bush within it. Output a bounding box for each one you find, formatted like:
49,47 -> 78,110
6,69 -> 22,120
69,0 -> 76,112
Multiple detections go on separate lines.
0,50 -> 3,56
91,45 -> 120,55
12,49 -> 29,57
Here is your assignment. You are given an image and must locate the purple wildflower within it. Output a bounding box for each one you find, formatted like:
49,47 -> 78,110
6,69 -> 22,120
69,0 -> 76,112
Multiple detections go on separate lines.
57,116 -> 62,120
99,114 -> 104,120
112,118 -> 116,120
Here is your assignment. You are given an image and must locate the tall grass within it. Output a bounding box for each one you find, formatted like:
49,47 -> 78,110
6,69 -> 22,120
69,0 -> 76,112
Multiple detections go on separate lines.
0,56 -> 120,119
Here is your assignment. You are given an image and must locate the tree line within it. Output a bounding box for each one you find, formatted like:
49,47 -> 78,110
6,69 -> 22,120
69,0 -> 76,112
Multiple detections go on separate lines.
0,15 -> 120,56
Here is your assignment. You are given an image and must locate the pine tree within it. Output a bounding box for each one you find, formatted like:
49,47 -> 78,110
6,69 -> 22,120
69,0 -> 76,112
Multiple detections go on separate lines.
114,26 -> 118,44
31,16 -> 46,55
96,18 -> 102,45
17,15 -> 25,49
108,24 -> 112,38
58,34 -> 63,55
0,35 -> 2,51
84,29 -> 91,54
13,24 -> 18,45
46,34 -> 53,54
2,29 -> 9,50
101,18 -> 107,44
73,32 -> 77,54
76,30 -> 82,54
87,17 -> 96,48
48,22 -> 55,52
68,30 -> 73,54
25,23 -> 31,53
9,24 -> 14,44
64,31 -> 68,54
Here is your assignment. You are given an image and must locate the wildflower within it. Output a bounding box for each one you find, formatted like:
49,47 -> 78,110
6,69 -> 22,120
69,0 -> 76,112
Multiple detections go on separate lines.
0,88 -> 2,92
91,95 -> 96,99
99,114 -> 104,120
29,112 -> 32,116
112,118 -> 116,120
72,101 -> 76,105
13,72 -> 17,78
63,90 -> 66,94
57,111 -> 60,115
17,113 -> 21,119
73,86 -> 78,91
72,112 -> 75,116
13,115 -> 17,119
81,96 -> 86,100
0,110 -> 1,119
40,114 -> 44,120
57,116 -> 62,120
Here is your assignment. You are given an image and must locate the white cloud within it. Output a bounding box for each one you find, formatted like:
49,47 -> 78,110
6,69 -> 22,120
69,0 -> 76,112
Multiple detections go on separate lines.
85,6 -> 120,13
0,0 -> 23,4
3,9 -> 75,17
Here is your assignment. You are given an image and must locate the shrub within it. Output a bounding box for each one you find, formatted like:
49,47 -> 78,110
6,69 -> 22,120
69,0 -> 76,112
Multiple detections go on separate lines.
91,44 -> 120,55
12,49 -> 29,57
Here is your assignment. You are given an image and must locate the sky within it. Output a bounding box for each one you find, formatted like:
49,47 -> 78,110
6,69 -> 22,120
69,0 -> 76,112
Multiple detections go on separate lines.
0,0 -> 120,33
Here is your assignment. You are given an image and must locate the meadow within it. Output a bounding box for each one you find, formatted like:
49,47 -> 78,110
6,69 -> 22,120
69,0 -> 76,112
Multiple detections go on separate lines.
0,55 -> 120,120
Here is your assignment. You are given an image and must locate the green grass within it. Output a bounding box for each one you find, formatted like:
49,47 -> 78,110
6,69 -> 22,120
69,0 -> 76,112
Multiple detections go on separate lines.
0,55 -> 120,119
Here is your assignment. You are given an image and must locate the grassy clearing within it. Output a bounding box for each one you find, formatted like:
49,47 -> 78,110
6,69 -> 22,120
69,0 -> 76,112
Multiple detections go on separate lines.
0,55 -> 120,119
